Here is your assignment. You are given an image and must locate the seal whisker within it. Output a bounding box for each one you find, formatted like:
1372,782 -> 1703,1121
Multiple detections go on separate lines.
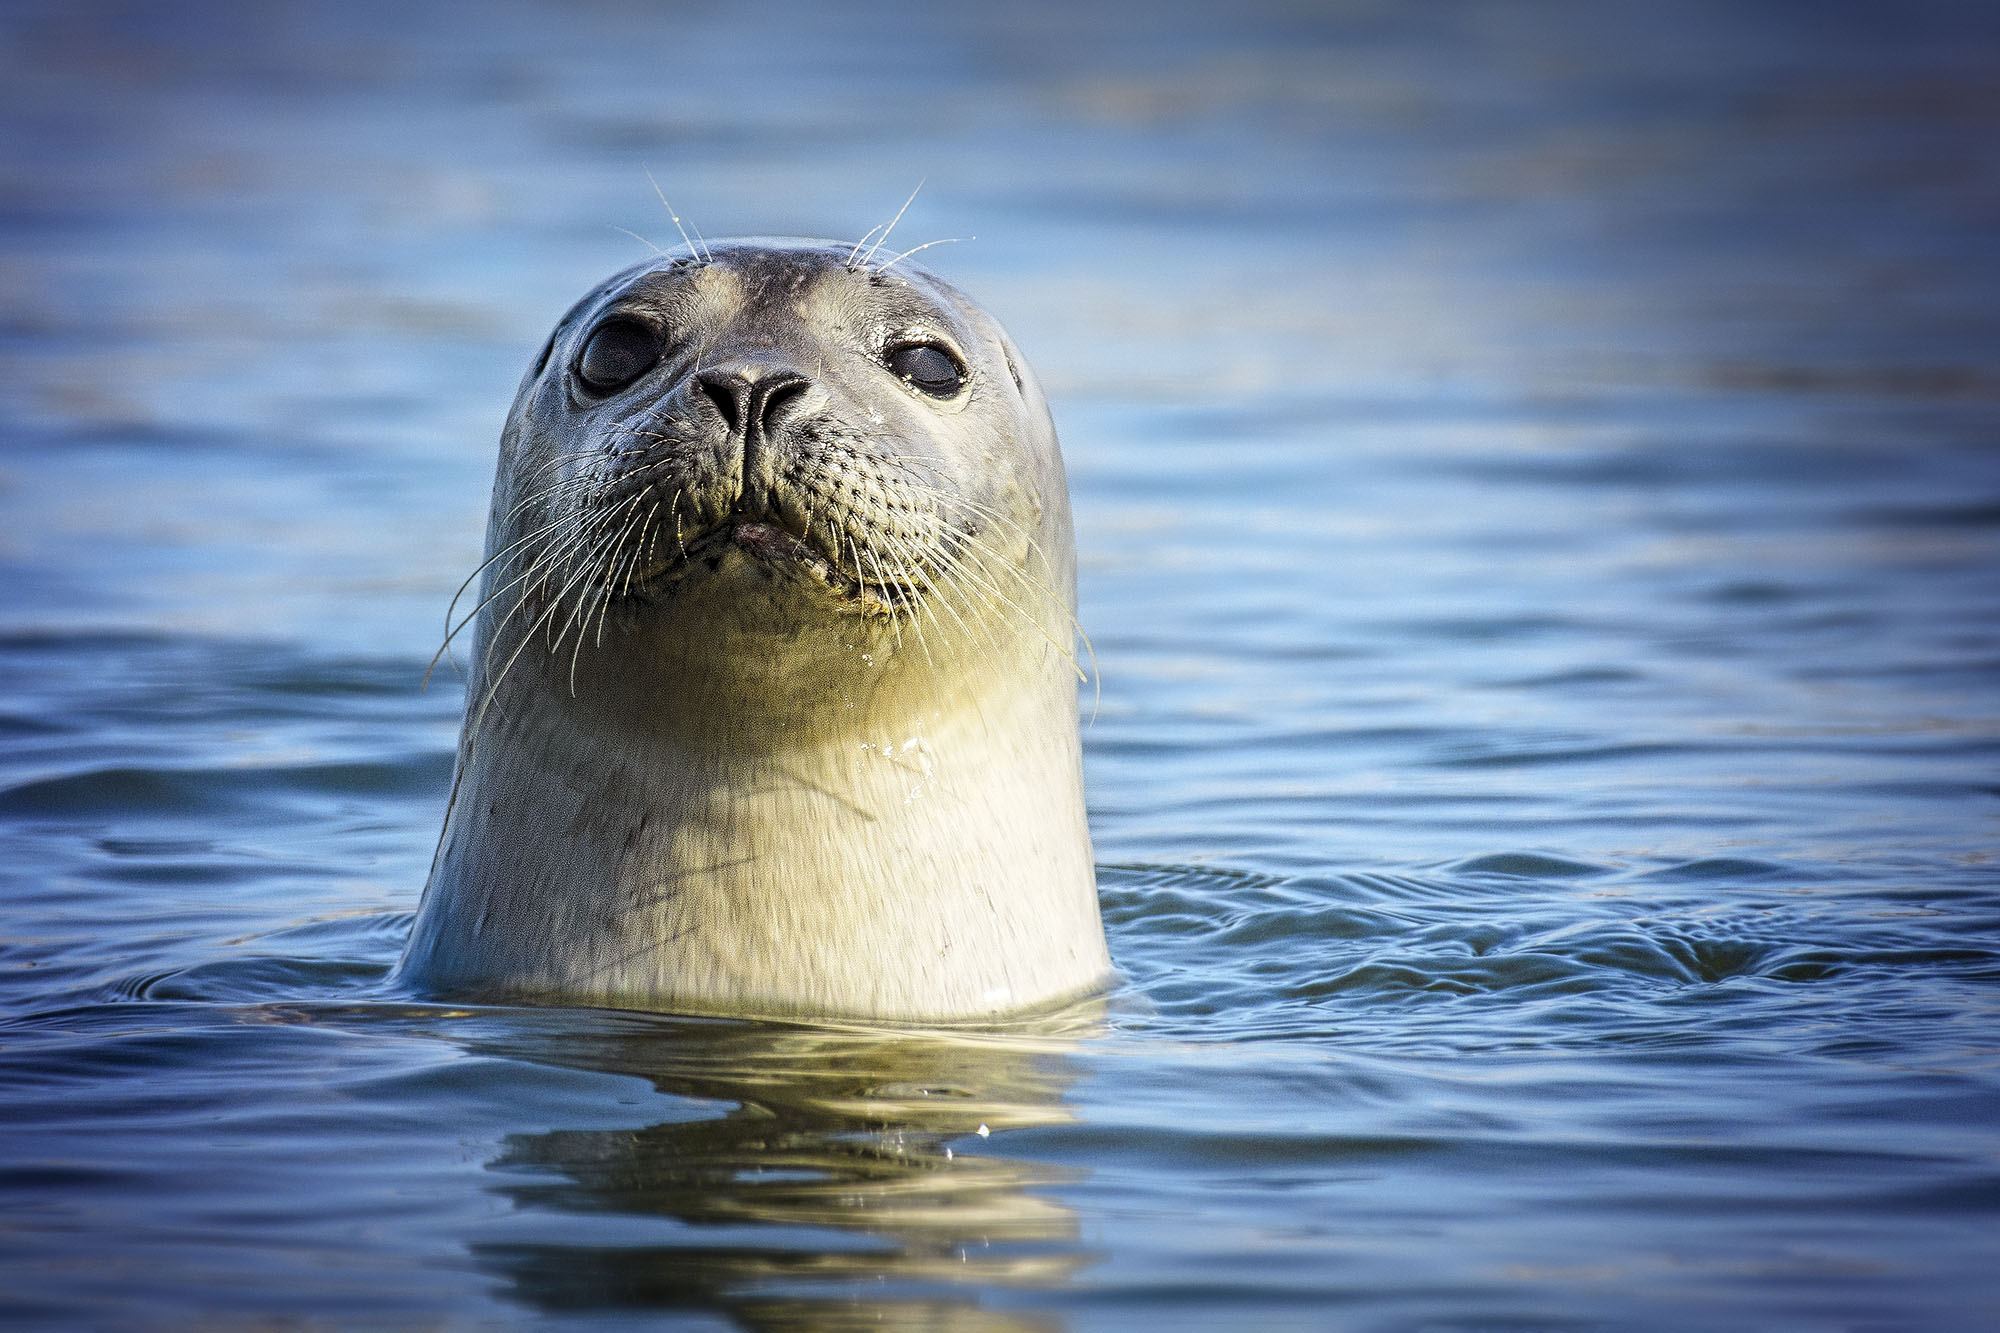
517,530 -> 596,661
474,520 -> 622,726
644,169 -> 708,262
823,463 -> 1043,612
427,506 -> 588,688
845,533 -> 871,603
917,531 -> 1013,663
861,180 -> 924,270
471,505 -> 601,692
610,224 -> 670,258
876,237 -> 969,275
808,458 -> 1039,659
934,525 -> 1088,683
862,547 -> 904,652
892,553 -> 941,676
516,449 -> 602,491
615,498 -> 662,604
456,507 -> 594,679
921,487 -> 1098,686
563,488 -> 651,692
849,517 -> 970,726
845,221 -> 887,270
490,476 -> 597,548
560,536 -> 619,693
875,522 -> 952,678
560,537 -> 615,693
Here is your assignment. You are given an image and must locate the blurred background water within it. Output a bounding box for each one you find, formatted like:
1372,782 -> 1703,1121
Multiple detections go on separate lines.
3,0 -> 1998,1327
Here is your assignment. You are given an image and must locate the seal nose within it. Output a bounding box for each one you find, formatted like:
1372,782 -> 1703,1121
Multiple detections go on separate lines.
695,365 -> 811,439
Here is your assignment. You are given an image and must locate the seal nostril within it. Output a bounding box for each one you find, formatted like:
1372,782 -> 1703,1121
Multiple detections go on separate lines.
755,374 -> 810,433
699,369 -> 811,439
697,372 -> 747,433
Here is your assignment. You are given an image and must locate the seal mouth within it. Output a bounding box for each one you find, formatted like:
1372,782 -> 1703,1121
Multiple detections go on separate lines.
632,515 -> 925,612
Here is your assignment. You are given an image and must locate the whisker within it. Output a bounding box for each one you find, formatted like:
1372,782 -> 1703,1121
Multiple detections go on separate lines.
611,224 -> 669,258
845,221 -> 887,269
876,236 -> 970,275
563,489 -> 650,694
862,180 -> 924,270
645,170 -> 709,262
426,507 -> 580,688
473,524 -> 622,729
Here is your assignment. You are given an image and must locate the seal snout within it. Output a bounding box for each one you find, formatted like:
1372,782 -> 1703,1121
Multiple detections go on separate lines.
687,356 -> 828,540
694,363 -> 813,442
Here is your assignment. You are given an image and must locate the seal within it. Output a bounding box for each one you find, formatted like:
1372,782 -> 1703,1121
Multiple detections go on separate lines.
396,238 -> 1111,1021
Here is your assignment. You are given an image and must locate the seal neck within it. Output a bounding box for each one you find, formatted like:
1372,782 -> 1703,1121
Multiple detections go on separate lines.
400,645 -> 1106,1020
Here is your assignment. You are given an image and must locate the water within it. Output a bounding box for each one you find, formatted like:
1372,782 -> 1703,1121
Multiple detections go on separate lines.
4,1 -> 1998,1326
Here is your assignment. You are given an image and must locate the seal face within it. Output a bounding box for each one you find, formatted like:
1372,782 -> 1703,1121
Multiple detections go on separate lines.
397,239 -> 1111,1021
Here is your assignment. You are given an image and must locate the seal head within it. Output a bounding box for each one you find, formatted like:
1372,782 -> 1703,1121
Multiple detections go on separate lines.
397,239 -> 1110,1021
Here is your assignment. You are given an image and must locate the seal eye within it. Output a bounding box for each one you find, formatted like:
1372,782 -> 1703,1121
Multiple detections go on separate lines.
576,319 -> 661,394
886,343 -> 965,397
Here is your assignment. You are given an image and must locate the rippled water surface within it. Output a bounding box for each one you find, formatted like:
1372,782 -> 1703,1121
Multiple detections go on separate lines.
5,2 -> 1999,1326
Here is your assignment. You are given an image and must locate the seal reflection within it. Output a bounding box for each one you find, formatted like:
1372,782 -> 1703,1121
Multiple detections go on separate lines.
469,1005 -> 1101,1327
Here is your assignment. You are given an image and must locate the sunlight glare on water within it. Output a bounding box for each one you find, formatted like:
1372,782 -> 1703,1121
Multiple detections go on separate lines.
2,0 -> 1998,1327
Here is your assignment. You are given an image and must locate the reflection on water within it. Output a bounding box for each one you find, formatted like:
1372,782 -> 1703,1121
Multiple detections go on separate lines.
471,1012 -> 1096,1324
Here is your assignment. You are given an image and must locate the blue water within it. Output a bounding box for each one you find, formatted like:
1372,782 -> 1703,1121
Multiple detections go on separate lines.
4,1 -> 1999,1326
